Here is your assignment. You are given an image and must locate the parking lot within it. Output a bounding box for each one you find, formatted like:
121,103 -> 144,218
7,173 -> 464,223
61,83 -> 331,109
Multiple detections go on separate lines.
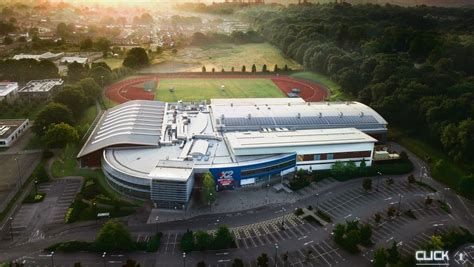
6,178 -> 82,241
0,152 -> 41,212
316,181 -> 435,221
228,214 -> 321,250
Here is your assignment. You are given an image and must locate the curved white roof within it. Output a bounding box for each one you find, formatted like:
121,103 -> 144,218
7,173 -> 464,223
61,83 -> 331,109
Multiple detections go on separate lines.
77,100 -> 165,158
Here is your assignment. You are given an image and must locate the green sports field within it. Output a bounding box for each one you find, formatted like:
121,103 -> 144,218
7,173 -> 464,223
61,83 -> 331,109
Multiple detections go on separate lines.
154,78 -> 285,102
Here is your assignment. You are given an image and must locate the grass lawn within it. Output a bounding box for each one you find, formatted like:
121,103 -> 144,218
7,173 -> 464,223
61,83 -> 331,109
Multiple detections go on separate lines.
145,43 -> 301,73
77,105 -> 97,129
155,78 -> 285,102
95,58 -> 124,70
289,71 -> 351,101
390,127 -> 472,199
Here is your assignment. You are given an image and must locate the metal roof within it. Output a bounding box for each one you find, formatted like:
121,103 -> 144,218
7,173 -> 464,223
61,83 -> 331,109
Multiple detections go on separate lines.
77,100 -> 165,158
211,98 -> 387,132
225,128 -> 377,155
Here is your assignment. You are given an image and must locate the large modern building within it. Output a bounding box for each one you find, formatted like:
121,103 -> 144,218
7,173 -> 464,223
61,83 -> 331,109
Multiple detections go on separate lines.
78,98 -> 387,208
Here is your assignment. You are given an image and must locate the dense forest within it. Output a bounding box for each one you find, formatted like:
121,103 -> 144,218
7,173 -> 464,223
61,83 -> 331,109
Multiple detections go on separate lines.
243,3 -> 474,194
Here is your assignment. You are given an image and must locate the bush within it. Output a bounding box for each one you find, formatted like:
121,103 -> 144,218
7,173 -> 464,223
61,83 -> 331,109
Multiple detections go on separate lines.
23,192 -> 46,203
289,176 -> 310,191
46,241 -> 92,252
294,208 -> 304,216
145,233 -> 163,252
180,230 -> 194,253
32,164 -> 49,183
316,209 -> 332,223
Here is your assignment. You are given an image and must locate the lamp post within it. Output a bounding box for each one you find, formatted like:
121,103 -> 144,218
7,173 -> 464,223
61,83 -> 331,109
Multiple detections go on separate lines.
397,194 -> 402,216
50,251 -> 55,267
9,217 -> 13,240
155,216 -> 159,235
315,193 -> 320,210
14,156 -> 22,188
274,243 -> 279,267
376,172 -> 382,191
34,179 -> 38,195
182,252 -> 186,267
443,188 -> 450,203
102,252 -> 106,267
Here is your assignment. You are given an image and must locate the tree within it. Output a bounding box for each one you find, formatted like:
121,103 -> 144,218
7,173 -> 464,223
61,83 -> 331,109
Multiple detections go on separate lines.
194,231 -> 212,251
79,78 -> 102,101
426,235 -> 444,250
274,64 -> 279,72
33,103 -> 74,136
95,37 -> 111,56
90,66 -> 112,86
283,64 -> 289,71
53,85 -> 88,116
425,196 -> 433,206
196,261 -> 206,267
257,253 -> 269,267
231,67 -> 235,72
333,223 -> 345,243
373,247 -> 388,267
123,47 -> 149,69
345,229 -> 360,252
363,178 -> 372,191
44,123 -> 79,148
213,225 -> 234,249
359,223 -> 372,246
387,206 -> 396,217
212,68 -> 215,73
202,66 -> 206,72
407,175 -> 416,186
80,38 -> 93,50
374,213 -> 382,224
67,62 -> 89,82
232,258 -> 244,267
251,64 -> 257,73
95,220 -> 135,251
387,241 -> 400,264
262,64 -> 267,72
202,172 -> 216,206
242,65 -> 246,72
180,230 -> 194,253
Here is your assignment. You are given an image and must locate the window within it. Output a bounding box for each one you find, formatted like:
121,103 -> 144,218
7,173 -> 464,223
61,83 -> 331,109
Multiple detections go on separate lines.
241,160 -> 295,177
313,154 -> 321,161
327,153 -> 334,160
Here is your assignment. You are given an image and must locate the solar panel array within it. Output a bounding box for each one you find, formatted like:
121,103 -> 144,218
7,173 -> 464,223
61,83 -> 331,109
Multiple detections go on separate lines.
221,115 -> 382,130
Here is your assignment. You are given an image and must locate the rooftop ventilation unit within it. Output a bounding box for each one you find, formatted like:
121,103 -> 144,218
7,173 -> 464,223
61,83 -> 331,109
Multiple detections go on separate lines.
230,103 -> 233,107
247,113 -> 251,119
360,112 -> 364,117
319,112 -> 322,118
297,113 -> 301,119
288,103 -> 291,106
339,112 -> 343,118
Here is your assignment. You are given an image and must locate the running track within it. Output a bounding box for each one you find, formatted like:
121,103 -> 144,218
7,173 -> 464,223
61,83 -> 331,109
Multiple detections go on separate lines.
105,73 -> 329,104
